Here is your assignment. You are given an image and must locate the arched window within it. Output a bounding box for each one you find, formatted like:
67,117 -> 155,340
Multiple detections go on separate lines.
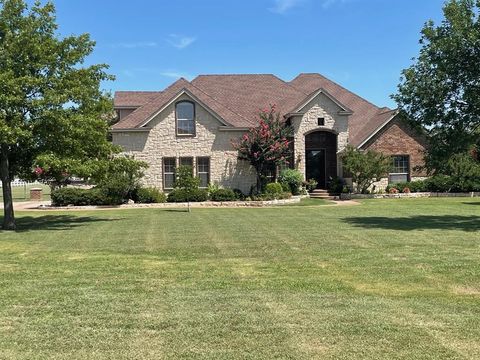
176,101 -> 195,136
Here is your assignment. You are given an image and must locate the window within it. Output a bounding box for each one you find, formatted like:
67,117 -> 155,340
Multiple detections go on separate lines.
389,155 -> 410,183
317,117 -> 325,126
196,157 -> 210,188
163,157 -> 176,189
180,157 -> 193,167
176,101 -> 195,136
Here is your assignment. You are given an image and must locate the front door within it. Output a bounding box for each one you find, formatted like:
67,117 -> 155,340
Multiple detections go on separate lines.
306,149 -> 326,188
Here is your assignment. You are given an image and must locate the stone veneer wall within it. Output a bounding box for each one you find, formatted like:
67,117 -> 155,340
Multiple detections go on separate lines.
112,94 -> 256,194
291,93 -> 349,178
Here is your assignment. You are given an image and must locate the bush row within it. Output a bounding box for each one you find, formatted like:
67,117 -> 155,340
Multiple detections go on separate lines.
51,186 -> 168,206
51,184 -> 294,206
386,175 -> 480,194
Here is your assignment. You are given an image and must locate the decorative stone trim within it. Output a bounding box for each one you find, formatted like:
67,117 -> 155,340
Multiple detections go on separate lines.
340,192 -> 480,200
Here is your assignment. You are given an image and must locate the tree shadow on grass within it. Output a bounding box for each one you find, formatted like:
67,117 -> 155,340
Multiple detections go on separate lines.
0,215 -> 120,233
343,215 -> 480,232
463,202 -> 480,206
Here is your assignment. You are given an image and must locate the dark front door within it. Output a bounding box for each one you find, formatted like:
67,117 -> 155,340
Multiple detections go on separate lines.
306,149 -> 326,188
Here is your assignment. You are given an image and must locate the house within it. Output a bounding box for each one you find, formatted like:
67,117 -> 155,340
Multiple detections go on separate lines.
111,73 -> 427,193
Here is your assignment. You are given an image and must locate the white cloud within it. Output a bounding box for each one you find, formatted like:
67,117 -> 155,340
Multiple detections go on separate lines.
269,0 -> 304,14
167,34 -> 196,49
111,41 -> 158,49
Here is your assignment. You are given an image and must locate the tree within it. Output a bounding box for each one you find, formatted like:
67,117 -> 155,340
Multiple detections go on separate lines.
341,146 -> 392,194
232,105 -> 292,193
0,0 -> 114,230
393,0 -> 480,173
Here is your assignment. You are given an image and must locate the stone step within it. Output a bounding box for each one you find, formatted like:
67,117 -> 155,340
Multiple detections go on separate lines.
310,189 -> 329,194
309,195 -> 337,200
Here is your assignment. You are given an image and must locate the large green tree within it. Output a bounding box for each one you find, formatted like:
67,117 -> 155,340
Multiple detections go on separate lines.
0,0 -> 114,230
393,0 -> 480,173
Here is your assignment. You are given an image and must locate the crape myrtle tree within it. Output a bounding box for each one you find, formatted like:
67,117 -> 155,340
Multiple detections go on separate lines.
0,0 -> 115,230
393,0 -> 480,173
232,105 -> 293,193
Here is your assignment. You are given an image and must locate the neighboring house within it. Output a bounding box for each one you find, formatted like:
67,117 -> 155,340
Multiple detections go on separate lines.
111,73 -> 427,193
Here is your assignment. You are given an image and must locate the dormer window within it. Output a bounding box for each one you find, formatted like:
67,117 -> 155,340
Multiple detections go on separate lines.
176,101 -> 195,136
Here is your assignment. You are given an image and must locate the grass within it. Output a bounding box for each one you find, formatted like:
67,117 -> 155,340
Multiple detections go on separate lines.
0,184 -> 50,202
0,198 -> 479,359
285,197 -> 333,206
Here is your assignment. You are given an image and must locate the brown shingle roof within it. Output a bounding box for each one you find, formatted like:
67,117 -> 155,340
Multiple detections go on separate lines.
112,78 -> 249,129
114,91 -> 162,108
191,74 -> 308,122
112,73 -> 397,147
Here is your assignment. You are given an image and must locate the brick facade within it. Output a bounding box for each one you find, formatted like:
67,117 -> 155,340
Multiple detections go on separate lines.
362,116 -> 427,177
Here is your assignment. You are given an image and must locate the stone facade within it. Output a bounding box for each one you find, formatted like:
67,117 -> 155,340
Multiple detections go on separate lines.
112,94 -> 256,193
291,92 -> 349,177
112,92 -> 350,193
112,93 -> 427,194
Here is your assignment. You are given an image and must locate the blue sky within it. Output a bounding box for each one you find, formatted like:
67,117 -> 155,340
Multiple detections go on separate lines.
52,0 -> 446,108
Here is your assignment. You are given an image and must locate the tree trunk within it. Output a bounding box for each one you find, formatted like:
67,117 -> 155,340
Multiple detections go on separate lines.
1,145 -> 16,231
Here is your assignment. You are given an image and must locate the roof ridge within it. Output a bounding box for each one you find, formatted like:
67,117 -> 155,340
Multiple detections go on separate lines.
273,75 -> 310,96
115,90 -> 161,93
194,73 -> 276,77
293,73 -> 381,110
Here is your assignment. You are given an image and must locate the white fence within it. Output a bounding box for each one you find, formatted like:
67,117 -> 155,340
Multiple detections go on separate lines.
0,179 -> 42,188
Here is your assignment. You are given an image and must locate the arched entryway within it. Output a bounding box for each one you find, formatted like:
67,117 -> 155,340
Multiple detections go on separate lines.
305,131 -> 337,189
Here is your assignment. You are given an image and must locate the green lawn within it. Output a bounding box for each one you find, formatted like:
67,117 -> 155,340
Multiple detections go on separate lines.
0,198 -> 479,359
0,184 -> 51,202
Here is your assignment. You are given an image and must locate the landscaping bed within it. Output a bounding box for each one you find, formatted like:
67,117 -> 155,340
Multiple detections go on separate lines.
41,196 -> 309,210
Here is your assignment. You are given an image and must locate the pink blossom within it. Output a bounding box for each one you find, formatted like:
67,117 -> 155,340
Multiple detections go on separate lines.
34,167 -> 44,176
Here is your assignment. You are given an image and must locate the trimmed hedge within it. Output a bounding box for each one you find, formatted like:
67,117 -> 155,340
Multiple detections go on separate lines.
134,187 -> 167,203
386,175 -> 480,194
265,182 -> 283,196
167,188 -> 209,202
210,188 -> 237,201
51,187 -> 107,206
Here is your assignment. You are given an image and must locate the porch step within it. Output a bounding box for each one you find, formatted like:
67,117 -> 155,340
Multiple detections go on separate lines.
309,189 -> 339,200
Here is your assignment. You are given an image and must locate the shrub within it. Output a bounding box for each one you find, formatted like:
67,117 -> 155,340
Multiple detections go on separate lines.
447,153 -> 480,192
328,177 -> 344,194
341,145 -> 391,194
134,187 -> 166,204
407,180 -> 426,192
304,179 -> 318,192
232,188 -> 246,200
167,188 -> 208,202
402,187 -> 411,193
51,187 -> 107,206
175,165 -> 200,191
91,156 -> 148,204
265,182 -> 283,196
210,188 -> 237,202
424,175 -> 452,192
278,169 -> 303,195
388,187 -> 399,194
